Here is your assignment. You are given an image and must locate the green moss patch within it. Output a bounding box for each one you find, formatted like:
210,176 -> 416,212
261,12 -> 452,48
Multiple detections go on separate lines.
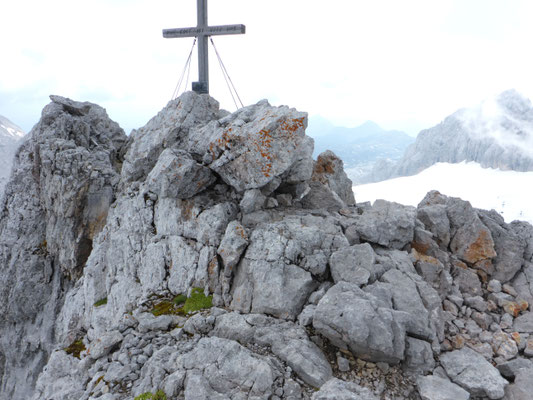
64,339 -> 86,359
150,289 -> 212,316
134,390 -> 167,400
94,297 -> 108,307
183,288 -> 213,314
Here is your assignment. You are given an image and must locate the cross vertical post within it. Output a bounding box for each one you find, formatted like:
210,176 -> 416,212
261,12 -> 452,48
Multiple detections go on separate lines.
163,0 -> 246,95
197,0 -> 209,93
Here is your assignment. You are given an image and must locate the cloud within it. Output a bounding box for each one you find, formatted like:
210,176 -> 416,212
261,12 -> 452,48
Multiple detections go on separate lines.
457,90 -> 533,158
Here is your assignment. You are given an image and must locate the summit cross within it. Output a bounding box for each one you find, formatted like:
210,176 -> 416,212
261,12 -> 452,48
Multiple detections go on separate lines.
163,0 -> 246,94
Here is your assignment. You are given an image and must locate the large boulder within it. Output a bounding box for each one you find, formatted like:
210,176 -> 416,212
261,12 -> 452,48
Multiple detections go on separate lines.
355,199 -> 416,249
198,100 -> 311,192
313,282 -> 409,364
121,92 -> 222,183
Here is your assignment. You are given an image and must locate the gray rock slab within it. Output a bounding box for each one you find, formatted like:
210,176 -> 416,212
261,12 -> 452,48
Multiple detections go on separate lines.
355,199 -> 416,250
311,378 -> 378,400
505,367 -> 533,400
254,323 -> 332,387
311,150 -> 355,206
313,282 -> 408,364
497,358 -> 533,379
217,220 -> 249,278
417,375 -> 470,400
88,330 -> 123,360
206,101 -> 310,192
136,313 -> 174,333
178,337 -> 282,398
440,347 -> 508,399
514,312 -> 533,333
329,243 -> 376,285
146,148 -> 216,199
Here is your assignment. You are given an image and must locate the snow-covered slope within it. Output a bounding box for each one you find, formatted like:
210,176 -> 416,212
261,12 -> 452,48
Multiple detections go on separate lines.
365,89 -> 533,183
354,162 -> 533,224
0,115 -> 25,140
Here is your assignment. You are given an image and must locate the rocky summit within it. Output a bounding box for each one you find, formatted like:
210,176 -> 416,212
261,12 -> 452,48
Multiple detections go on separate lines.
1,93 -> 533,400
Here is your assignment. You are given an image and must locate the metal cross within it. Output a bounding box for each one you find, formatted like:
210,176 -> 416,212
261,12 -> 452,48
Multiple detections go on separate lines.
163,0 -> 245,94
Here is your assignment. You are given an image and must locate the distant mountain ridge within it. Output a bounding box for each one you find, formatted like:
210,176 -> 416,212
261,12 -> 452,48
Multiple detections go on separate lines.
0,115 -> 25,199
307,118 -> 414,183
365,89 -> 533,182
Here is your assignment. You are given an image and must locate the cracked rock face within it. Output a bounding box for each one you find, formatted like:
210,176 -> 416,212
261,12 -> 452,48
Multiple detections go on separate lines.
2,92 -> 533,400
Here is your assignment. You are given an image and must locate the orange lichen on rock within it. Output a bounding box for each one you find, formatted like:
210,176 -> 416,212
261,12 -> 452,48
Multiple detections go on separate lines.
463,230 -> 497,264
411,241 -> 432,256
503,301 -> 522,317
412,248 -> 440,265
235,224 -> 248,240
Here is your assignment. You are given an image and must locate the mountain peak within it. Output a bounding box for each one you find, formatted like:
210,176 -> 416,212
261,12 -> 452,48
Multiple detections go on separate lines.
0,115 -> 25,140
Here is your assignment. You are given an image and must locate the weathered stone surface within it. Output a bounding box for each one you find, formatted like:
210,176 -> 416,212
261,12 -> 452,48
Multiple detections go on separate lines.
178,337 -> 282,399
31,351 -> 89,400
417,201 -> 451,249
313,282 -> 409,364
231,215 -> 346,318
146,148 -> 216,199
311,378 -> 378,400
514,312 -> 533,333
311,151 -> 355,205
6,92 -> 533,400
136,313 -> 174,333
417,375 -> 470,400
355,199 -> 416,249
217,220 -> 248,278
497,358 -> 533,379
479,210 -> 526,283
255,323 -> 332,387
87,330 -> 123,359
301,150 -> 355,211
122,92 -> 222,183
404,337 -> 435,372
0,95 -> 126,400
300,180 -> 346,211
505,367 -> 533,400
205,100 -> 310,192
329,243 -> 376,285
440,347 -> 508,399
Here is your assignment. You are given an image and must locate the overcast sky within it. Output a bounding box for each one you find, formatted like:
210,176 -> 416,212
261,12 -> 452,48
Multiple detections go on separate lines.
1,0 -> 533,135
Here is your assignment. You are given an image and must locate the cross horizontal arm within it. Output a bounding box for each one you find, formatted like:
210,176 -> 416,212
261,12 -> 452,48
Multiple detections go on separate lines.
163,24 -> 246,39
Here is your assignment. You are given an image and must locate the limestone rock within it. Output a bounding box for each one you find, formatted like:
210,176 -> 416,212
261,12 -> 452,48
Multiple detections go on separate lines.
122,92 -> 222,183
31,350 -> 89,400
440,347 -> 508,399
217,220 -> 249,278
417,375 -> 470,400
479,210 -> 526,283
205,100 -> 310,192
0,95 -> 126,400
301,150 -> 355,211
355,199 -> 416,249
311,378 -> 378,400
514,311 -> 533,333
178,337 -> 282,399
87,330 -> 123,359
505,367 -> 533,400
329,243 -> 376,285
146,148 -> 216,199
313,282 -> 409,364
